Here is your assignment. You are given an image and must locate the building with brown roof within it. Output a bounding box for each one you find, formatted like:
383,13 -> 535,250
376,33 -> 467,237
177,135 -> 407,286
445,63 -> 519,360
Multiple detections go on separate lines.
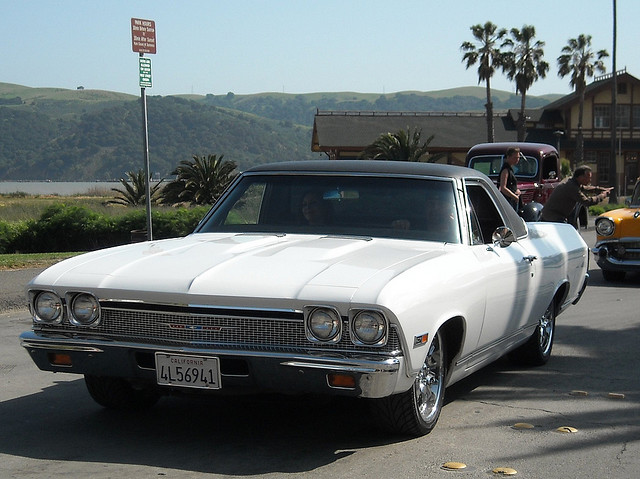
312,69 -> 640,195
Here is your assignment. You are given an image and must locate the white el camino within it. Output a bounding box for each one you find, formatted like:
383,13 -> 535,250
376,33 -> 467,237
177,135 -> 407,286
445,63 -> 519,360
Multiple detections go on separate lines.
21,161 -> 589,436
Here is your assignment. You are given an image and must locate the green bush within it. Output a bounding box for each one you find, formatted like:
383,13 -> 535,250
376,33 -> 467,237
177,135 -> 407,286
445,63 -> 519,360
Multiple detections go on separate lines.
4,203 -> 208,254
0,220 -> 28,254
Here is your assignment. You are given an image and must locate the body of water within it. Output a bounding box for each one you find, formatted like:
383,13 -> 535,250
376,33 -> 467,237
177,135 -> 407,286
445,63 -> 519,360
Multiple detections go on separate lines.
1,181 -> 125,196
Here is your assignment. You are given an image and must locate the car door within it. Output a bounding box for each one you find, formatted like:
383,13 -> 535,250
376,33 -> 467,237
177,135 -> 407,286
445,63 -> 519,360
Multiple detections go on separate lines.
464,182 -> 537,365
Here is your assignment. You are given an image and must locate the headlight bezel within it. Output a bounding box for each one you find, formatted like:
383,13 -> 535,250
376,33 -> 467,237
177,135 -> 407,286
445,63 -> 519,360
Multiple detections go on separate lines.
595,217 -> 615,236
349,309 -> 388,347
31,290 -> 64,324
67,292 -> 101,327
304,306 -> 342,343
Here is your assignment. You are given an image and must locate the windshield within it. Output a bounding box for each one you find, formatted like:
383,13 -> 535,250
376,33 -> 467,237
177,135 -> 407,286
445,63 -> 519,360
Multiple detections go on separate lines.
197,174 -> 461,243
469,154 -> 539,179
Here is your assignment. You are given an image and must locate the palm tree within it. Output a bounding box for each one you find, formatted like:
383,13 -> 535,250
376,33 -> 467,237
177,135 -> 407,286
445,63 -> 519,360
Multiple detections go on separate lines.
162,154 -> 238,205
557,34 -> 608,166
460,21 -> 508,143
360,128 -> 442,162
502,25 -> 550,142
108,169 -> 163,206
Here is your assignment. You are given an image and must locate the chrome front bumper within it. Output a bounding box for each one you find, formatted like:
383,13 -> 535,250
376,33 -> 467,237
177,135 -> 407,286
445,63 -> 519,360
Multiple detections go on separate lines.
20,331 -> 405,399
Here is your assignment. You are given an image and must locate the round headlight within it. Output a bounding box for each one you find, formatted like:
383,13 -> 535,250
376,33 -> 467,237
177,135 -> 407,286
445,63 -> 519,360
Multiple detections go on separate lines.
69,293 -> 100,326
595,217 -> 615,236
34,291 -> 62,323
306,307 -> 341,342
351,310 -> 387,345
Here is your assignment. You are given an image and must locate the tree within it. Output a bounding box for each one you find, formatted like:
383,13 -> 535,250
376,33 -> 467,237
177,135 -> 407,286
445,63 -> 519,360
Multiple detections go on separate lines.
108,169 -> 163,206
502,25 -> 550,142
460,21 -> 508,143
557,34 -> 608,167
161,154 -> 238,205
359,128 -> 443,162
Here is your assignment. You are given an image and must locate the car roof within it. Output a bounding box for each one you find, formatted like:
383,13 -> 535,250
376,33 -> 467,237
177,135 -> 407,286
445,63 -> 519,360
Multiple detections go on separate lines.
465,142 -> 558,158
246,160 -> 488,182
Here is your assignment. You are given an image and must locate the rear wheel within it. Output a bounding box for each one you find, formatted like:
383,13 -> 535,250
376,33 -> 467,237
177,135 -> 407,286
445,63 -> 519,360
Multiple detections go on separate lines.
372,331 -> 446,436
509,300 -> 555,366
84,375 -> 160,410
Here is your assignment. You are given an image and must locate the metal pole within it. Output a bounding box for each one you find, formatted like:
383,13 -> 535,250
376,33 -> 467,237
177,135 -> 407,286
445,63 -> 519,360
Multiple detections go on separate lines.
609,0 -> 619,203
140,53 -> 153,240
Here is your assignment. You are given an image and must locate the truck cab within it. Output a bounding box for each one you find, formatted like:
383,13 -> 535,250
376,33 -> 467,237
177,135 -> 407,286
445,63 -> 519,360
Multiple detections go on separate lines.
466,142 -> 586,227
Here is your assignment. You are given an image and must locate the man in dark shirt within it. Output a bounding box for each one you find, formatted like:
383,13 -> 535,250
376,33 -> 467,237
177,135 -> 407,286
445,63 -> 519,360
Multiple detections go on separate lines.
540,165 -> 612,222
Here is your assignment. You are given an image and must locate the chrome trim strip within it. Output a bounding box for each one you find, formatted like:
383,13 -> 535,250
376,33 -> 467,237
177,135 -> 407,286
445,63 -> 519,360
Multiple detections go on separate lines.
455,324 -> 532,367
19,332 -> 401,365
99,298 -> 303,316
282,358 -> 400,374
20,339 -> 104,353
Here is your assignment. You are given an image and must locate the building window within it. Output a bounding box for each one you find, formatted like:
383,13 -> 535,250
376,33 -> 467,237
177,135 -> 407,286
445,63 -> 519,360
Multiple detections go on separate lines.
617,105 -> 630,128
618,83 -> 627,95
633,106 -> 640,129
596,152 -> 610,184
584,151 -> 597,164
594,104 -> 631,128
594,105 -> 610,128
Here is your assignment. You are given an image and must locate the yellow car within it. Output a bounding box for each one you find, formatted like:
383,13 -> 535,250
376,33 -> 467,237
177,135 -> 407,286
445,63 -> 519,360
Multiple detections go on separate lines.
592,181 -> 640,281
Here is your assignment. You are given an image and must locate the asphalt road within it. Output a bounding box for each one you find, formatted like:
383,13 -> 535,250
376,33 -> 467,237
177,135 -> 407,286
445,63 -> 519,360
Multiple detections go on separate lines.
0,268 -> 42,313
1,229 -> 639,478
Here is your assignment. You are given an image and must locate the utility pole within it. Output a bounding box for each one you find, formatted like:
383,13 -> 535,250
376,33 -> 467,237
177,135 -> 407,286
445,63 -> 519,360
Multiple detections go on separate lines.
609,0 -> 619,203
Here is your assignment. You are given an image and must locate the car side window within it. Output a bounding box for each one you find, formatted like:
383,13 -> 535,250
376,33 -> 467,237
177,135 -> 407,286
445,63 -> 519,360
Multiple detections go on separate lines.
223,182 -> 266,225
465,184 -> 505,244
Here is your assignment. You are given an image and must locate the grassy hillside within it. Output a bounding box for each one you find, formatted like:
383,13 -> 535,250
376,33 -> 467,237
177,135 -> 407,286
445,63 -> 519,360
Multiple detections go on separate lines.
0,82 -> 561,181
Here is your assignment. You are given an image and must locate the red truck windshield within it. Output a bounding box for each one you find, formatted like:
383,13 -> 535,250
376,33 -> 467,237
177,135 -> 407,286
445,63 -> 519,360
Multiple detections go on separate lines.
468,154 -> 539,180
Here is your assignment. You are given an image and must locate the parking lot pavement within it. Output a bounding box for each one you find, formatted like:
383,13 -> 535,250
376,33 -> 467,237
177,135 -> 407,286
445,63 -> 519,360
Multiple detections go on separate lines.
0,268 -> 42,313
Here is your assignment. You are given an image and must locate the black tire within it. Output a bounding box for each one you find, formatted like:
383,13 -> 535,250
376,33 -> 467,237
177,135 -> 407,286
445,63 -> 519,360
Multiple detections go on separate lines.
602,269 -> 626,282
372,331 -> 446,436
509,300 -> 555,366
84,375 -> 160,410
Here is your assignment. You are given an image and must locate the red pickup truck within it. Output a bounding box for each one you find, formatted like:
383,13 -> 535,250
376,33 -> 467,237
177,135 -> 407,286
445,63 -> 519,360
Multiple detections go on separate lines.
465,142 -> 588,228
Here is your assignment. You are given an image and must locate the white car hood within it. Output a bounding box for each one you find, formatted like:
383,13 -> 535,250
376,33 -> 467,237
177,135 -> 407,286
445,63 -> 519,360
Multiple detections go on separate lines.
31,233 -> 446,303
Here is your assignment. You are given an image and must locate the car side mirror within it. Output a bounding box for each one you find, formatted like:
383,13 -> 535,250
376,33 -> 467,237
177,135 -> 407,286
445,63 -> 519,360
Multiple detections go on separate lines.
492,226 -> 516,248
625,198 -> 631,207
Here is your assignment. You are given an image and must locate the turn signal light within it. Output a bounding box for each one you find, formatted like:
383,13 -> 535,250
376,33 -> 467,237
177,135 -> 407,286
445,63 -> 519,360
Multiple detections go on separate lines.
327,373 -> 356,389
48,353 -> 72,366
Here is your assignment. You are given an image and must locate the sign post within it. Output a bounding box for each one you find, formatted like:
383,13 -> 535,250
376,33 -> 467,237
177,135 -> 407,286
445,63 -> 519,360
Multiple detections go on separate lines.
131,18 -> 156,241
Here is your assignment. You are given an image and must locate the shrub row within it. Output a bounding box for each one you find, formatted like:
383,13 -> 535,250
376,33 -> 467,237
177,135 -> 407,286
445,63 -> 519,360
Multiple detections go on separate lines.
0,203 -> 209,254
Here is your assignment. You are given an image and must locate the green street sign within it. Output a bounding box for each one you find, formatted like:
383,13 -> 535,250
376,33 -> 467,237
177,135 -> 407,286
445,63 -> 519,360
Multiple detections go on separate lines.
139,57 -> 152,88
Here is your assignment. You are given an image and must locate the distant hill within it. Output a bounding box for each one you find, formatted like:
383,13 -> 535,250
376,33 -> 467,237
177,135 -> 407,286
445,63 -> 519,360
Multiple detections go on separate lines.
0,82 -> 563,181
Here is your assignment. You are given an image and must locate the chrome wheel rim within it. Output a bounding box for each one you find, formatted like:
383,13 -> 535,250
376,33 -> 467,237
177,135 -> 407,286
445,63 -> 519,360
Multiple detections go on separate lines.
415,333 -> 444,423
538,304 -> 554,355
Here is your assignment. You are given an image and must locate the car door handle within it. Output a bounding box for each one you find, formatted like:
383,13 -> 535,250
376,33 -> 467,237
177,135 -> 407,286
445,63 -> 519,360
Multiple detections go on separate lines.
523,255 -> 538,264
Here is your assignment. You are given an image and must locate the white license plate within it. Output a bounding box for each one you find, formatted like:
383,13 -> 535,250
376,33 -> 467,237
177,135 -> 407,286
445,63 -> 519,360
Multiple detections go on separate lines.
155,353 -> 221,389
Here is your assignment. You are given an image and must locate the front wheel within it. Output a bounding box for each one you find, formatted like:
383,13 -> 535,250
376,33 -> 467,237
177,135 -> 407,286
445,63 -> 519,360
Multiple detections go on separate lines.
372,331 -> 446,436
509,300 -> 556,366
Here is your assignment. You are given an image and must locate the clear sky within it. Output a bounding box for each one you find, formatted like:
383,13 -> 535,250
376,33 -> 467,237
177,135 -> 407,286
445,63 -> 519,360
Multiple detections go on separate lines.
1,0 -> 636,98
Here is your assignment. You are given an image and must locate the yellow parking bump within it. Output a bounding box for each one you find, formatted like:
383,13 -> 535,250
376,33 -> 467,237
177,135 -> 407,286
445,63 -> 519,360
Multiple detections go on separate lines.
492,467 -> 517,475
556,426 -> 578,433
512,422 -> 534,429
569,390 -> 588,396
442,462 -> 467,471
607,392 -> 625,399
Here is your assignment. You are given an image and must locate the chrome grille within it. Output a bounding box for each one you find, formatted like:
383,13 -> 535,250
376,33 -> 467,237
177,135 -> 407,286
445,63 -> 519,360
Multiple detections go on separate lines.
38,304 -> 402,355
520,190 -> 534,204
